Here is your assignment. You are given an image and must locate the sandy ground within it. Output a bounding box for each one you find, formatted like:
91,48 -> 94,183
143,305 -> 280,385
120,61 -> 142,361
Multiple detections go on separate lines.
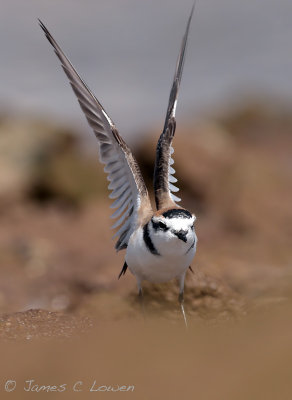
0,304 -> 291,399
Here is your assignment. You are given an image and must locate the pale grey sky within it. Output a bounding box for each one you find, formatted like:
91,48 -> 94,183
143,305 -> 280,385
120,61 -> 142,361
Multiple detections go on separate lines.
1,0 -> 292,140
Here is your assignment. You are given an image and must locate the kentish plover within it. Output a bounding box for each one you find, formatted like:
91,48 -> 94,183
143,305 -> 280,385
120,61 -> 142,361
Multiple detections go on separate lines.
39,4 -> 197,326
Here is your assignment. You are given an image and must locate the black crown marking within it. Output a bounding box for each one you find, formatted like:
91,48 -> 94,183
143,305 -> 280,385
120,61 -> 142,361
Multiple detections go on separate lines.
162,209 -> 192,219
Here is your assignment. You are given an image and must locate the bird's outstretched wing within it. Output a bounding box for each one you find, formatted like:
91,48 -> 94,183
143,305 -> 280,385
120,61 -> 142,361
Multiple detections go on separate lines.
153,3 -> 195,210
39,20 -> 152,251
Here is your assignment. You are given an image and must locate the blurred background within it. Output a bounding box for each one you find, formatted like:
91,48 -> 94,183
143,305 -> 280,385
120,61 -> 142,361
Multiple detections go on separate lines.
0,1 -> 292,398
2,0 -> 292,137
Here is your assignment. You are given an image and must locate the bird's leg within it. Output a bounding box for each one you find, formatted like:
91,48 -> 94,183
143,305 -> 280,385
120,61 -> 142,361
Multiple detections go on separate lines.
138,287 -> 143,306
178,273 -> 188,328
178,291 -> 188,328
137,281 -> 145,321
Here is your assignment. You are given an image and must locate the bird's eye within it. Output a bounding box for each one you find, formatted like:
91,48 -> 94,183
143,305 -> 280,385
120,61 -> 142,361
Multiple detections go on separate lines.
190,225 -> 194,230
151,219 -> 169,231
158,221 -> 168,230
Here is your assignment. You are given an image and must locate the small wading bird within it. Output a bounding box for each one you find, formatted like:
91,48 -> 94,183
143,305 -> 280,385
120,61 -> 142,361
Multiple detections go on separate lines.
39,4 -> 197,326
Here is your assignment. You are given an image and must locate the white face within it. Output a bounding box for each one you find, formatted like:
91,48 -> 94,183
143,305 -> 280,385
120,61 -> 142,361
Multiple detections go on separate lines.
149,210 -> 196,255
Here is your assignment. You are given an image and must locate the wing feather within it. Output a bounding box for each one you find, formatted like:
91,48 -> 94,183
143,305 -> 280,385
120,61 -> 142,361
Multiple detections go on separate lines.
111,205 -> 133,229
39,20 -> 152,250
153,4 -> 195,209
168,175 -> 177,183
110,197 -> 132,219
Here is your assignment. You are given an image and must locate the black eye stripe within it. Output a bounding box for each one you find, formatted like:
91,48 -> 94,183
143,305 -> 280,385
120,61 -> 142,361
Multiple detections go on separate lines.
159,221 -> 167,230
151,220 -> 168,231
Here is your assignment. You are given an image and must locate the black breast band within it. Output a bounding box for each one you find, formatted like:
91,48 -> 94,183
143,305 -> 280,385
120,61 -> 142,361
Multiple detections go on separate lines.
143,223 -> 160,256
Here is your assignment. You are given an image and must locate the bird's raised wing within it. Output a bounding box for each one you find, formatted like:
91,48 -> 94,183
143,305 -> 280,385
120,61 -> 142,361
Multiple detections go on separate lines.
153,4 -> 194,210
39,20 -> 152,251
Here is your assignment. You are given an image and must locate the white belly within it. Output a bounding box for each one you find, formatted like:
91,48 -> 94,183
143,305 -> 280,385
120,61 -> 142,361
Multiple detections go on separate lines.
125,227 -> 197,284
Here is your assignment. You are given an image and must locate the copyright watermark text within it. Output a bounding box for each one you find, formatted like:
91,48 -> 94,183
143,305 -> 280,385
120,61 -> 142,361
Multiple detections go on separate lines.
2,380 -> 135,393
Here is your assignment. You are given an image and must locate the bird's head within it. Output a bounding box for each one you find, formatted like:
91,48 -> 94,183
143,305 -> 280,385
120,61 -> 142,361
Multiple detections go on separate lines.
149,208 -> 196,254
